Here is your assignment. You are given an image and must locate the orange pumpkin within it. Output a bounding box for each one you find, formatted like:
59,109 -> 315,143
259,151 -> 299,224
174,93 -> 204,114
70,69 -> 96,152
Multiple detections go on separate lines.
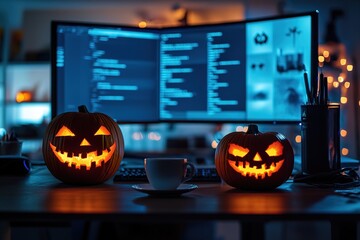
42,105 -> 124,185
215,124 -> 294,190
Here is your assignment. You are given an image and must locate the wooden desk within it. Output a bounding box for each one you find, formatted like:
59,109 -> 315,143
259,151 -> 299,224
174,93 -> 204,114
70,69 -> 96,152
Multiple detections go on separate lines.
0,165 -> 359,240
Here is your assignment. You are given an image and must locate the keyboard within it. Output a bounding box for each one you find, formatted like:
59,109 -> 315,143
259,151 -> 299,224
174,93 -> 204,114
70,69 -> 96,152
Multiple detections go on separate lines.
113,166 -> 221,183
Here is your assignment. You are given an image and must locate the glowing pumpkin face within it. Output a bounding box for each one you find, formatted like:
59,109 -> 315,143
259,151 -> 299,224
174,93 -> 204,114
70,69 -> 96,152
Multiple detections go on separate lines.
50,125 -> 116,170
43,105 -> 124,185
215,124 -> 294,190
227,141 -> 285,180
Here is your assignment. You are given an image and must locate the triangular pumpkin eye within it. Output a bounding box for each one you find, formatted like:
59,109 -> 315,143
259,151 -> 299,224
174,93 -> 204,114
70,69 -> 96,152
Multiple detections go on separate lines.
56,126 -> 75,137
265,141 -> 283,157
228,143 -> 249,158
94,126 -> 111,136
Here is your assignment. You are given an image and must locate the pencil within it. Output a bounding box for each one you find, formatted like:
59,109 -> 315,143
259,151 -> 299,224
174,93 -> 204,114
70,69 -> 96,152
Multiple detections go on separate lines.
303,66 -> 312,104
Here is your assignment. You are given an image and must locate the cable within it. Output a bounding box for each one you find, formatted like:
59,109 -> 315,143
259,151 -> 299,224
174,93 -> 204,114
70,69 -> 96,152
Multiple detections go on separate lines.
293,167 -> 360,189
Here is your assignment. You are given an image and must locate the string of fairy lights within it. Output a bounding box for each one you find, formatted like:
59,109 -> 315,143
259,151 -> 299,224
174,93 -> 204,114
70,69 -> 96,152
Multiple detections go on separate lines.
317,44 -> 353,156
276,43 -> 355,157
293,44 -> 354,156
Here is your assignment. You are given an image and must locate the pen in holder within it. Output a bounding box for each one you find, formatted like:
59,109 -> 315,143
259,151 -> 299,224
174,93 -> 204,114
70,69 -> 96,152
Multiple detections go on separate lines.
301,103 -> 341,175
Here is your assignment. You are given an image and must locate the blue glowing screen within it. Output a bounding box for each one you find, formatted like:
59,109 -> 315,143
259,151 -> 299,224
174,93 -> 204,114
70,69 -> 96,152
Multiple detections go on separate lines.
52,12 -> 317,123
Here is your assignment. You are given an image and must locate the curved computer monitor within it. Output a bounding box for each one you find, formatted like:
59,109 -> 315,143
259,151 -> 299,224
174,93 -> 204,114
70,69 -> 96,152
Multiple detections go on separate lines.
51,11 -> 318,124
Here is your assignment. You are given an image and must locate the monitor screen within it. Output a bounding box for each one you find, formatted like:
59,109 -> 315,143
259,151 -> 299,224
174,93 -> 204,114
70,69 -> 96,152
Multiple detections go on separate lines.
51,11 -> 318,123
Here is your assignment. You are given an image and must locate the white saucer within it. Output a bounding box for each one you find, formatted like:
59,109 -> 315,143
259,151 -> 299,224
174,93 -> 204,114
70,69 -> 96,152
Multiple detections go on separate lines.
132,183 -> 198,197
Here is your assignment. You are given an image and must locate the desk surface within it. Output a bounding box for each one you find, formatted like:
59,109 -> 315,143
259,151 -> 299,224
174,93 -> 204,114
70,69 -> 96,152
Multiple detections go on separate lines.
1,166 -> 360,223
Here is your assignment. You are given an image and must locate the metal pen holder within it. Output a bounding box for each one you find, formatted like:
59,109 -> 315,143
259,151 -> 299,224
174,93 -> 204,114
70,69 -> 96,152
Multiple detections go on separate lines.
301,103 -> 341,175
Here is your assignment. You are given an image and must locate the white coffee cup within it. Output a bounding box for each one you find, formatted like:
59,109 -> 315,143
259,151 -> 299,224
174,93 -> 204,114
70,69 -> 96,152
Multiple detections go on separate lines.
144,158 -> 196,190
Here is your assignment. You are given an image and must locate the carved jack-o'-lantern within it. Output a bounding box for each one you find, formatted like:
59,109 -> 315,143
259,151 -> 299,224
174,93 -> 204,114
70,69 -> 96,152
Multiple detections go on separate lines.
215,124 -> 294,190
42,105 -> 124,185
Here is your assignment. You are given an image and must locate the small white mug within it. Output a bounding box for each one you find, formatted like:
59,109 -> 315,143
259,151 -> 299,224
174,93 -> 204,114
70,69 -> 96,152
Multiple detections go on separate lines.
144,158 -> 195,190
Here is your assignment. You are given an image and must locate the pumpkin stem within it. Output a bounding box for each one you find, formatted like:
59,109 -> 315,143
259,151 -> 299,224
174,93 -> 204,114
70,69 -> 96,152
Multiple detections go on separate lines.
246,124 -> 260,134
78,105 -> 90,113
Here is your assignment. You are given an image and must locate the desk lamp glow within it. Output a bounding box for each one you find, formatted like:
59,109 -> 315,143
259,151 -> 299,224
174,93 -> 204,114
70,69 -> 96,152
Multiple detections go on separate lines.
42,105 -> 124,185
215,124 -> 294,190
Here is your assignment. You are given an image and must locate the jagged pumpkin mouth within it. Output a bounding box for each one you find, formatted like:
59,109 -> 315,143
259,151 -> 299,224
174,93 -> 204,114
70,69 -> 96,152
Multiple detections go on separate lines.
49,142 -> 116,170
227,159 -> 284,179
